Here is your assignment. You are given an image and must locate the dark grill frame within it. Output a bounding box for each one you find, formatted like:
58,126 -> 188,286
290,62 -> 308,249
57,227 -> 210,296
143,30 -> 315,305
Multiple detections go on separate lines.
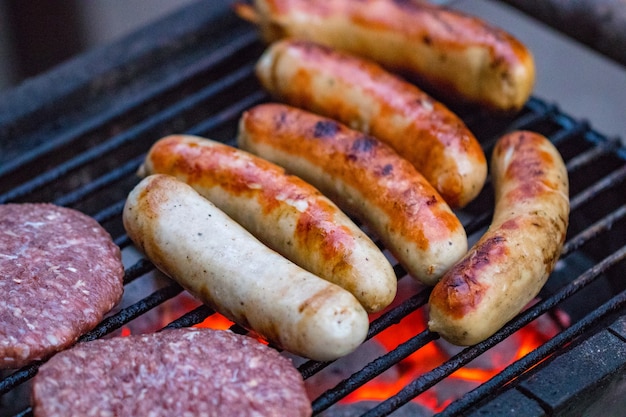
1,2 -> 625,416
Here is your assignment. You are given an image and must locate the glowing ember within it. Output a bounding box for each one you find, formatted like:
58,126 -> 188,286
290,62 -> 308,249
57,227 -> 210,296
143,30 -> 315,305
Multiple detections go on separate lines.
160,291 -> 237,331
193,311 -> 235,331
338,298 -> 566,413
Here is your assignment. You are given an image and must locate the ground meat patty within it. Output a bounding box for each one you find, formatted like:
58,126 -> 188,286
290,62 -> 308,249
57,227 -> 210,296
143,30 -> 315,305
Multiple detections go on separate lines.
0,203 -> 124,369
32,328 -> 313,417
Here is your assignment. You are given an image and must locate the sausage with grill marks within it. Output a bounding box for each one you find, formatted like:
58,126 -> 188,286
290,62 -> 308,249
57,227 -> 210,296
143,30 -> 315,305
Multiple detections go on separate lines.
428,131 -> 569,346
254,39 -> 487,208
238,103 -> 468,286
123,174 -> 369,361
236,0 -> 535,112
140,135 -> 396,313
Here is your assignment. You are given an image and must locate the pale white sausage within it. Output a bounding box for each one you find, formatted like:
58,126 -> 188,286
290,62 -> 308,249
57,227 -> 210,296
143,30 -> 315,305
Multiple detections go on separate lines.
123,174 -> 369,361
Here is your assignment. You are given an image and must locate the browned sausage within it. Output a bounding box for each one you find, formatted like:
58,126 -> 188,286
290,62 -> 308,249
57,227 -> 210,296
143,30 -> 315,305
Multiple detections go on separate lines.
238,103 -> 468,286
236,0 -> 535,112
254,39 -> 487,208
428,131 -> 569,345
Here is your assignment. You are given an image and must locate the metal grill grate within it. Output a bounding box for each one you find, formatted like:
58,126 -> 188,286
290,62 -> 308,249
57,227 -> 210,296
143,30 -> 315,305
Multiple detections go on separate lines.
1,2 -> 625,416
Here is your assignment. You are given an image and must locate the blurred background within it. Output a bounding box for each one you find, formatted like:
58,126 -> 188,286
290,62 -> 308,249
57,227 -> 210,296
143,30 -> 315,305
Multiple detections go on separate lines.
0,0 -> 196,90
0,0 -> 624,142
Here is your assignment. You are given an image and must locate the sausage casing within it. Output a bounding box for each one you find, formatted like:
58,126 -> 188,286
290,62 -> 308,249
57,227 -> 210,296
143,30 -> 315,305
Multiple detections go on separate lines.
238,103 -> 468,286
140,135 -> 396,313
237,0 -> 535,112
123,174 -> 369,361
255,39 -> 487,208
428,131 -> 569,345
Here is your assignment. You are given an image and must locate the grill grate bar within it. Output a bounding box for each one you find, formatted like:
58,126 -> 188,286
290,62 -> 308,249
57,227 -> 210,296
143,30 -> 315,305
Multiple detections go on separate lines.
48,90 -> 266,210
549,119 -> 589,147
367,290 -> 432,339
92,200 -> 126,225
0,30 -> 259,179
560,205 -> 626,257
114,233 -> 131,249
186,90 -> 269,140
569,164 -> 626,211
0,63 -> 256,204
53,154 -> 145,207
9,408 -> 29,417
312,330 -> 440,414
76,283 -> 183,343
361,245 -> 626,417
461,210 -> 492,237
0,366 -> 39,397
121,258 -> 156,286
161,305 -> 215,331
565,138 -> 622,173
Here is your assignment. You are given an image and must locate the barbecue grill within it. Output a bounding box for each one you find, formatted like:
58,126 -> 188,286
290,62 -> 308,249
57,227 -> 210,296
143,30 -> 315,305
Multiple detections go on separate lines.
1,1 -> 625,416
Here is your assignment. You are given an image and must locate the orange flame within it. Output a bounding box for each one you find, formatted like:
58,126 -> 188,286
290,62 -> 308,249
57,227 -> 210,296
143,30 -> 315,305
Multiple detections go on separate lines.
193,312 -> 235,331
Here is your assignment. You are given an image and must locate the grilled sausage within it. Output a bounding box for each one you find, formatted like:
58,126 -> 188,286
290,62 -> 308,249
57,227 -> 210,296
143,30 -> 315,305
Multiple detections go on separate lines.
238,103 -> 468,286
428,131 -> 569,346
254,39 -> 487,208
123,174 -> 369,361
140,135 -> 396,313
236,0 -> 535,112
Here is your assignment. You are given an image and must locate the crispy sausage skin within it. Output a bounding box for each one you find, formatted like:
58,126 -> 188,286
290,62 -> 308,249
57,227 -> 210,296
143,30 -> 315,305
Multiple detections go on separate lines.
140,135 -> 396,313
255,39 -> 487,208
123,174 -> 369,361
428,131 -> 569,346
238,103 -> 468,286
237,0 -> 535,112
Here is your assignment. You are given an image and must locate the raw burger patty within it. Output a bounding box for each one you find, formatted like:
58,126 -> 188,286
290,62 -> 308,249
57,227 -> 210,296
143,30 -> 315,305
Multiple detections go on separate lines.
0,203 -> 124,369
32,328 -> 313,417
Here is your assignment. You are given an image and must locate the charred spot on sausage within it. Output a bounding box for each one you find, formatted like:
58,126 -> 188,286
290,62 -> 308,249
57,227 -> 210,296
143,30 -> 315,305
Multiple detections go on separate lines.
470,235 -> 507,269
381,164 -> 393,176
275,109 -> 288,128
313,120 -> 340,138
351,136 -> 378,153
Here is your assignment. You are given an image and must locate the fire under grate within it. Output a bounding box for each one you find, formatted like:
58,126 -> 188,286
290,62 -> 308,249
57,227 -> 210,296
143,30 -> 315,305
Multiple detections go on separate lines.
1,2 -> 625,416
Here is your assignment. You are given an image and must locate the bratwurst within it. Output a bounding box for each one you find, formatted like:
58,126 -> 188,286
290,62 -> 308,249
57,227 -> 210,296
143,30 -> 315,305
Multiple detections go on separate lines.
428,131 -> 569,346
123,174 -> 369,361
238,103 -> 468,286
237,0 -> 535,112
255,39 -> 487,208
140,135 -> 396,313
